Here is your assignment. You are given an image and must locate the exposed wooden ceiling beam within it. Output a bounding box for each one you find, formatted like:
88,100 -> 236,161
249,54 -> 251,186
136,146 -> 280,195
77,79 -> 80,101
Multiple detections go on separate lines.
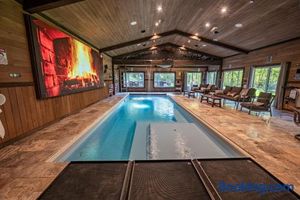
100,29 -> 249,54
113,59 -> 221,66
166,43 -> 222,59
23,0 -> 85,13
173,30 -> 250,54
99,30 -> 178,52
112,42 -> 222,59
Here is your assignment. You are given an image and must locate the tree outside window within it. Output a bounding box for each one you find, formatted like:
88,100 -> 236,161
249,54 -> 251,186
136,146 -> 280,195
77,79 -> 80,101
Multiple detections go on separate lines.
123,72 -> 144,88
154,73 -> 175,88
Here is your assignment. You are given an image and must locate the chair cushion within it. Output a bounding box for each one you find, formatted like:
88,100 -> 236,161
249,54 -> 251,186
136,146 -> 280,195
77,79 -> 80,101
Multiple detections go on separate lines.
240,88 -> 249,96
215,90 -> 224,95
227,92 -> 238,97
223,86 -> 232,94
257,92 -> 272,105
207,84 -> 213,90
253,102 -> 265,106
231,87 -> 242,94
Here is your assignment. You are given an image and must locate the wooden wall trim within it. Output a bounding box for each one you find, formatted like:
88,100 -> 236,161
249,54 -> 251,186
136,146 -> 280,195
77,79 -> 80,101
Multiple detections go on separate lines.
0,82 -> 34,88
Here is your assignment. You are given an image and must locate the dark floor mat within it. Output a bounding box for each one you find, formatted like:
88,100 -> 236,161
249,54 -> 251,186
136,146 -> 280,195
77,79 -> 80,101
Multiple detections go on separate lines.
38,159 -> 299,200
128,161 -> 211,200
38,162 -> 128,200
199,158 -> 299,200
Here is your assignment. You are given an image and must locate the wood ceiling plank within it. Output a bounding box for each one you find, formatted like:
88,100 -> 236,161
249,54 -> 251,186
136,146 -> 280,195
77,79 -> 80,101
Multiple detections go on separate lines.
42,0 -> 300,57
23,0 -> 84,13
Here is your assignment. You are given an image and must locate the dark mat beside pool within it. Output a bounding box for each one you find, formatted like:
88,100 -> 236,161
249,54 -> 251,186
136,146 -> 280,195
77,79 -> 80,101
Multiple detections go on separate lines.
38,162 -> 128,200
199,158 -> 299,200
39,158 -> 300,200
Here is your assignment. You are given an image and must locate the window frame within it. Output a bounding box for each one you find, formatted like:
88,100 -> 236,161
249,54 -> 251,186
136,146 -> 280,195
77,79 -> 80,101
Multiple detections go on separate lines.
250,64 -> 281,95
206,71 -> 218,85
153,71 -> 176,88
122,71 -> 145,88
221,68 -> 245,89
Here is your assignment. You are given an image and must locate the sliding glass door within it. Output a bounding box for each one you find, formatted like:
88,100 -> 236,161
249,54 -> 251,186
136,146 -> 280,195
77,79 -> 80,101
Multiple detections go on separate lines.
222,69 -> 243,89
251,65 -> 281,96
185,72 -> 202,90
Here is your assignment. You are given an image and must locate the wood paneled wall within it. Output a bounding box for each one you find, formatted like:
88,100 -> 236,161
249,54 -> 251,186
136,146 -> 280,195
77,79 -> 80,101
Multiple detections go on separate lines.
223,39 -> 300,109
0,0 -> 109,147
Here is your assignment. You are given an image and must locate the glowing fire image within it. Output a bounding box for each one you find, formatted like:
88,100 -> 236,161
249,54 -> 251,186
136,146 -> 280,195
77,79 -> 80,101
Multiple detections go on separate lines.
30,18 -> 102,98
68,40 -> 97,79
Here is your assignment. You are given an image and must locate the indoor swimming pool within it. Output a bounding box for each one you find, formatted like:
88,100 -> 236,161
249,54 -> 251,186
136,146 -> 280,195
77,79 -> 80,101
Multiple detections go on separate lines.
56,94 -> 243,161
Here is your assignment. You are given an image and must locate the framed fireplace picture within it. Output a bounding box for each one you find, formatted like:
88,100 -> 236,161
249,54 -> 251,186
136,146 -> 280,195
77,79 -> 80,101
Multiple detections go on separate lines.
24,14 -> 104,99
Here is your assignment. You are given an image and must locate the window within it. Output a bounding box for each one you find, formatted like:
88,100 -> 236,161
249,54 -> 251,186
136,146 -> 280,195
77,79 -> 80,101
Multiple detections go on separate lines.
206,71 -> 217,85
123,72 -> 144,88
251,65 -> 280,96
222,69 -> 243,89
154,72 -> 175,88
185,72 -> 202,90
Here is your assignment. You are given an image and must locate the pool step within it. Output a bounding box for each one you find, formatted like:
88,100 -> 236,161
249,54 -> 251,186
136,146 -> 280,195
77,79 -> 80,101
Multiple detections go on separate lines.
149,122 -> 229,159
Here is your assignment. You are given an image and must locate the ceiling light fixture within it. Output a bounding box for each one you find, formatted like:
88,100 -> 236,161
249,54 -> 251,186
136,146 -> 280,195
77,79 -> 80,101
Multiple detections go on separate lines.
137,43 -> 141,46
195,33 -> 199,36
157,5 -> 162,12
221,6 -> 227,13
205,22 -> 211,28
155,22 -> 159,27
249,0 -> 254,3
202,44 -> 207,47
188,40 -> 191,43
213,38 -> 218,41
150,46 -> 157,50
130,21 -> 137,26
235,23 -> 243,28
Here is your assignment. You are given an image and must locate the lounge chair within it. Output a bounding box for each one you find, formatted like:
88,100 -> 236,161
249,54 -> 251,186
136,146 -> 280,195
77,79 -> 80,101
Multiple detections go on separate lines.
195,84 -> 216,95
240,92 -> 275,116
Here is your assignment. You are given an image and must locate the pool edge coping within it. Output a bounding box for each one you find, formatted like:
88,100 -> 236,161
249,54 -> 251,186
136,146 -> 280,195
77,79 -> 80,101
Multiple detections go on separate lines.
46,94 -> 129,163
169,95 -> 252,158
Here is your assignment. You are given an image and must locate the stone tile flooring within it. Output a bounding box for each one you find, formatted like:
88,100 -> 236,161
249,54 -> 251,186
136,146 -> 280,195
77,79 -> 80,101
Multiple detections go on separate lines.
0,95 -> 125,200
0,94 -> 299,199
171,95 -> 300,194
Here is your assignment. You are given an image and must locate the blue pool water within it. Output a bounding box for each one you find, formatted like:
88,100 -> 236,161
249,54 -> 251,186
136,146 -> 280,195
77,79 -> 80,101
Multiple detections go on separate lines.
58,95 -> 242,161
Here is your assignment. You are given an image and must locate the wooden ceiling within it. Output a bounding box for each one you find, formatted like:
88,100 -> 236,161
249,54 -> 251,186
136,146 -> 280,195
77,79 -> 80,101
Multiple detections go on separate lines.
28,0 -> 300,57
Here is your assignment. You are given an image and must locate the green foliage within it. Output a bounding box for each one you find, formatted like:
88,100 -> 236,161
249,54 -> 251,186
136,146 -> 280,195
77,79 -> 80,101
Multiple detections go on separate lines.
222,69 -> 243,89
207,71 -> 217,85
154,73 -> 175,87
124,72 -> 144,87
186,72 -> 202,88
252,66 -> 280,95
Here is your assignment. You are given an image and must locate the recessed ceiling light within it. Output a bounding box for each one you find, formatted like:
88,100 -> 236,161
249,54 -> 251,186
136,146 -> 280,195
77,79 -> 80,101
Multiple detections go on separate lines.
137,43 -> 141,46
195,33 -> 199,36
221,6 -> 227,13
249,0 -> 254,3
157,5 -> 162,12
213,38 -> 218,41
202,44 -> 207,47
155,22 -> 159,27
188,40 -> 191,43
235,23 -> 243,28
150,46 -> 157,50
205,22 -> 211,28
130,21 -> 137,26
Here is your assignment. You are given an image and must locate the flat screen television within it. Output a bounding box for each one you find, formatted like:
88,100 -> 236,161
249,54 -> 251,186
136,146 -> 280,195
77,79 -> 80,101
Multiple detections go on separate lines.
24,14 -> 104,99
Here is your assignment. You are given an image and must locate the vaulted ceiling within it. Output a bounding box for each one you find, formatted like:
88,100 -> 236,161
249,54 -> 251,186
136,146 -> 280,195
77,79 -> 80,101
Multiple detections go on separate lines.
23,0 -> 300,58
